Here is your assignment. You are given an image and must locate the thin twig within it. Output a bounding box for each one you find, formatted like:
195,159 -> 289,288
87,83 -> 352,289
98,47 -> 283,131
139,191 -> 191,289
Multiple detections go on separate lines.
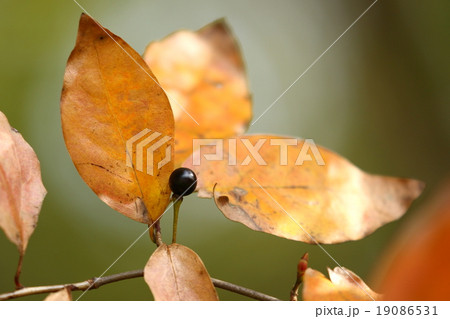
0,269 -> 280,301
0,269 -> 143,301
290,279 -> 301,301
211,278 -> 280,301
171,195 -> 183,244
14,254 -> 24,290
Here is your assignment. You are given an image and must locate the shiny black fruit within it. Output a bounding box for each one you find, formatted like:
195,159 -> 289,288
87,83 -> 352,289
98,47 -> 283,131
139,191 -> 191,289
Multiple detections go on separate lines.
169,167 -> 197,196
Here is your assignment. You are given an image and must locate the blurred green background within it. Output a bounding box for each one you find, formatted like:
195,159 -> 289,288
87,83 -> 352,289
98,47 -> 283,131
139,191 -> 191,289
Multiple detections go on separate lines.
1,0 -> 449,300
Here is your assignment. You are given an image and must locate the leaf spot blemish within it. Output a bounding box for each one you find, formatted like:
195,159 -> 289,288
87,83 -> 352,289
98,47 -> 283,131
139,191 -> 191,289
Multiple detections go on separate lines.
230,187 -> 247,201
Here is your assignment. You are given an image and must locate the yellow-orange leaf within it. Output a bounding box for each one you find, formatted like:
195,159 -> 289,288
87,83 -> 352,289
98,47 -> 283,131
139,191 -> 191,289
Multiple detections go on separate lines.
184,135 -> 424,243
143,19 -> 251,167
61,14 -> 174,224
375,179 -> 450,300
144,243 -> 219,301
44,287 -> 72,301
0,111 -> 46,254
303,267 -> 382,301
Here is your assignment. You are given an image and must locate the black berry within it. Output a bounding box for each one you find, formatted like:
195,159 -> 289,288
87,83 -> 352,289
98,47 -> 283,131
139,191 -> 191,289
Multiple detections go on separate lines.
169,167 -> 197,196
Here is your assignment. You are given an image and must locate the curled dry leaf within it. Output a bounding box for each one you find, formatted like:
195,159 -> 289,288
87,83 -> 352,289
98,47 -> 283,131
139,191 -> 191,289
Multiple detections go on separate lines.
183,135 -> 424,244
61,14 -> 174,224
44,287 -> 72,301
303,267 -> 382,301
144,243 -> 219,301
0,111 -> 47,254
143,19 -> 251,167
375,179 -> 450,300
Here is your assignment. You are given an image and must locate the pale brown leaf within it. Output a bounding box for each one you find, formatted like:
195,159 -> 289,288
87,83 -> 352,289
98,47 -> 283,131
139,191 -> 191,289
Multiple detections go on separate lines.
144,243 -> 219,301
44,287 -> 72,301
184,135 -> 424,243
303,267 -> 382,301
143,19 -> 251,167
0,111 -> 46,254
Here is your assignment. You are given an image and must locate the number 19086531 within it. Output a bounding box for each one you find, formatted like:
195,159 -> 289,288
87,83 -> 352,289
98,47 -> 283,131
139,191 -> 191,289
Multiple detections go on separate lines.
376,305 -> 438,316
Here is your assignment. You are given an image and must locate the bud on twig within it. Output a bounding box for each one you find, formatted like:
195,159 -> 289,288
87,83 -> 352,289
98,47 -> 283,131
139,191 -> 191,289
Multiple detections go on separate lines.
290,252 -> 309,301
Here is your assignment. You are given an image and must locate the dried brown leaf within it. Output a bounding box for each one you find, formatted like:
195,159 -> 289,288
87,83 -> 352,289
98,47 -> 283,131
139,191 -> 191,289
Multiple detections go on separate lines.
143,19 -> 251,167
184,135 -> 424,243
144,243 -> 219,301
61,14 -> 174,224
44,287 -> 72,301
303,267 -> 382,301
0,111 -> 46,254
